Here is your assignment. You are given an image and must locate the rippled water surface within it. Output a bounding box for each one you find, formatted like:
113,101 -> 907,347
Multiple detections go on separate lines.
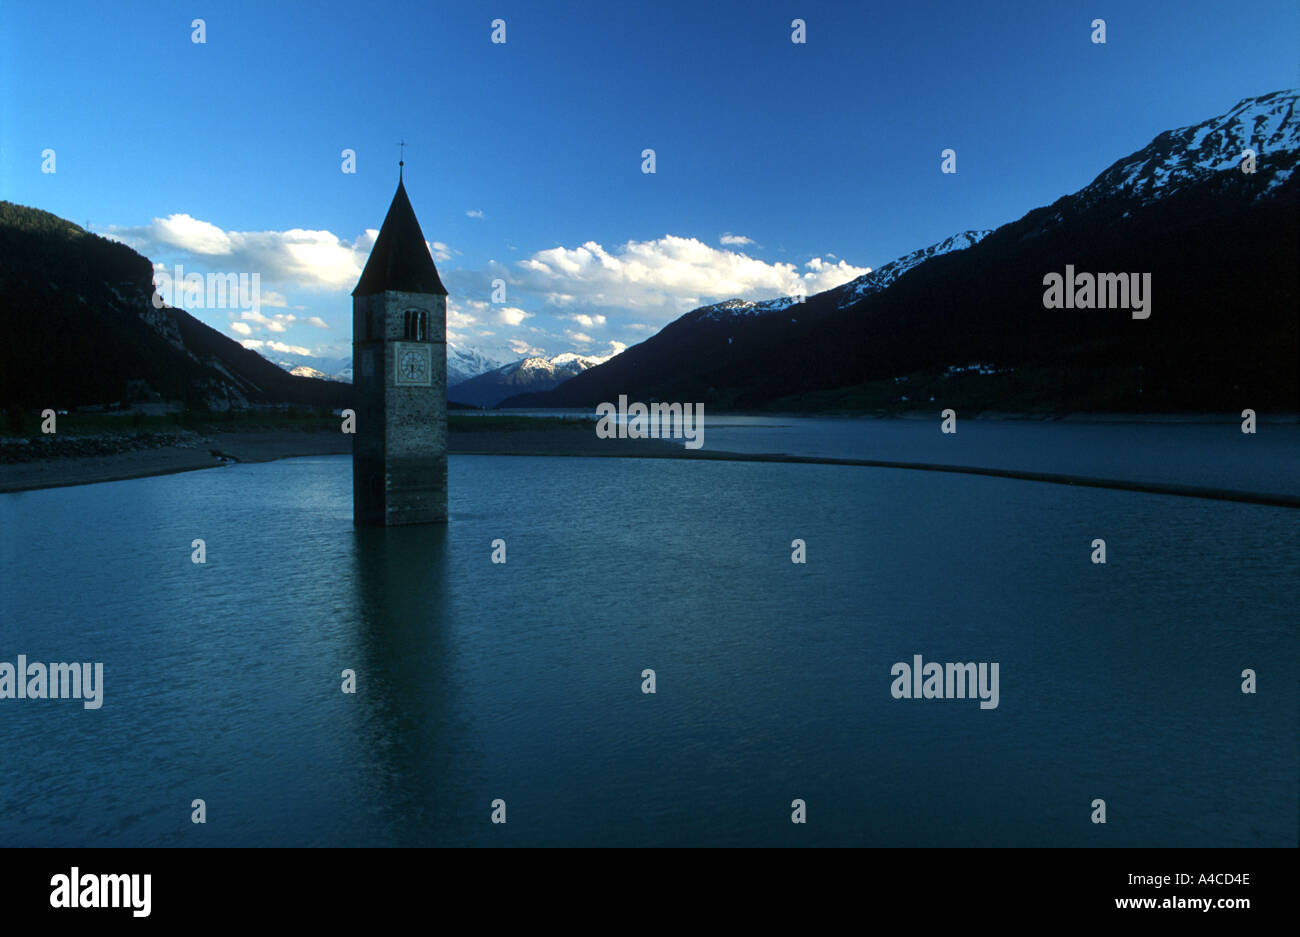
1,443 -> 1295,846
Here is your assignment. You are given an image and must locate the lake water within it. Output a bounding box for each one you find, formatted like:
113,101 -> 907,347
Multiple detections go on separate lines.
482,410 -> 1300,499
1,423 -> 1296,846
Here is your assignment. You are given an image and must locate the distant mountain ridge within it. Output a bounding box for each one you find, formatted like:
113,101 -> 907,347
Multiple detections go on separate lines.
450,351 -> 612,407
505,90 -> 1299,413
266,352 -> 352,383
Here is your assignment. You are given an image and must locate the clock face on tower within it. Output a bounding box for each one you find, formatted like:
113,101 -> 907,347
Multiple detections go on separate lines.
401,351 -> 425,380
393,342 -> 433,386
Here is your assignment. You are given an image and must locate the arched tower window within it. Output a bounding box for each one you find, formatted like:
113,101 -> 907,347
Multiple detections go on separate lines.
402,309 -> 428,341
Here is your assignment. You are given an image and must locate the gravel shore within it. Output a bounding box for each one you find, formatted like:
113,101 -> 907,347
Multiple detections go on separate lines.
0,429 -> 691,493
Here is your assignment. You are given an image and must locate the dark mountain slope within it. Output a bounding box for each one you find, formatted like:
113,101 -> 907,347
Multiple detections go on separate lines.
0,202 -> 351,411
507,91 -> 1298,413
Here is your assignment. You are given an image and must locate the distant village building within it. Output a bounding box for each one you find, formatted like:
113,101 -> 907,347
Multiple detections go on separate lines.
351,168 -> 449,525
945,362 -> 1001,376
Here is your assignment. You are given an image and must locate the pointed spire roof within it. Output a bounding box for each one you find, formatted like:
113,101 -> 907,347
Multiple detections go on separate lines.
353,178 -> 447,297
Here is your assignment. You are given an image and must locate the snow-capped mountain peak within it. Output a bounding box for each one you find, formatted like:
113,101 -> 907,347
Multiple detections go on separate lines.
835,229 -> 993,309
262,352 -> 353,383
549,351 -> 608,368
685,228 -> 993,320
449,349 -> 615,407
503,351 -> 610,377
509,356 -> 553,374
694,294 -> 805,321
1077,89 -> 1298,207
447,342 -> 507,386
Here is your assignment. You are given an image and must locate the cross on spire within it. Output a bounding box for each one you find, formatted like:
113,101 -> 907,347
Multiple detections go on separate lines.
398,139 -> 406,180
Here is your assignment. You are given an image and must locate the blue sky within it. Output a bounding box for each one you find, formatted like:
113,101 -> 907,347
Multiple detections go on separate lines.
2,0 -> 1296,366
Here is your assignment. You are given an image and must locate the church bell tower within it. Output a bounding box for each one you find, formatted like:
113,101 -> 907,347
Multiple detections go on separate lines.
352,166 -> 449,526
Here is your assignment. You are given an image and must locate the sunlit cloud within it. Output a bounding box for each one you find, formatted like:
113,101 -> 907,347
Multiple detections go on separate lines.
105,214 -> 455,292
240,339 -> 312,355
513,235 -> 868,318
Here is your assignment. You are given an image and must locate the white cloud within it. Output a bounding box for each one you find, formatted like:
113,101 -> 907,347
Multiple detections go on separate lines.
606,340 -> 627,356
514,235 -> 868,318
105,214 -> 455,293
239,310 -> 298,333
240,339 -> 312,355
446,298 -> 483,329
111,215 -> 866,357
508,338 -> 545,356
466,209 -> 484,219
149,214 -> 232,255
496,306 -> 532,326
803,256 -> 861,276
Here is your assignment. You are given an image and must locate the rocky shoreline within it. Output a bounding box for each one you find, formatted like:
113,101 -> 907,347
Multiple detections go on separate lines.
0,430 -> 209,463
0,428 -> 688,493
0,430 -> 341,492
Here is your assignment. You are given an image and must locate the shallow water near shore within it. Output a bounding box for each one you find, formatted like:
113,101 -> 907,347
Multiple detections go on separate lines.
477,411 -> 1300,498
1,444 -> 1295,846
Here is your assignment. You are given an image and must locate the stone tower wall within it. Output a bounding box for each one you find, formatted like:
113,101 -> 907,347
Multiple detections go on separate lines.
352,290 -> 448,525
